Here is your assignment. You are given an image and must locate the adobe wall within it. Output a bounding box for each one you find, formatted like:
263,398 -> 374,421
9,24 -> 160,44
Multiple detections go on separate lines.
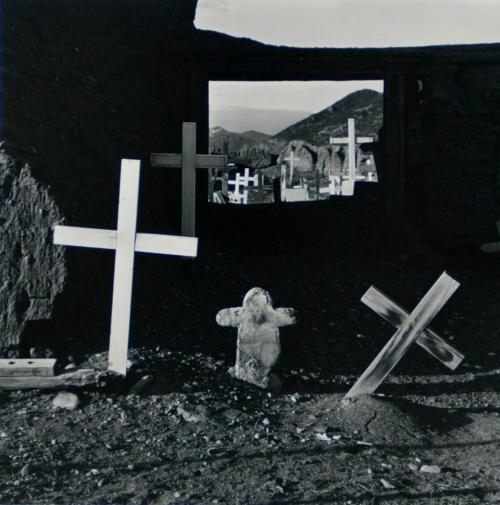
0,0 -> 201,350
421,62 -> 500,246
1,0 -> 499,351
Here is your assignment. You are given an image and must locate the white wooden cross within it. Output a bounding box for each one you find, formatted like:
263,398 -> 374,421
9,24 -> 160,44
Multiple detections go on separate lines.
330,118 -> 373,195
150,122 -> 228,237
284,150 -> 297,184
228,168 -> 258,204
480,219 -> 500,253
344,272 -> 462,400
239,168 -> 259,187
53,159 -> 198,376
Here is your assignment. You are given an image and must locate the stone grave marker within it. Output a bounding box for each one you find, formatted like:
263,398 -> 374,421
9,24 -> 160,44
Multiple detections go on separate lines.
54,159 -> 198,375
216,288 -> 296,389
344,272 -> 461,400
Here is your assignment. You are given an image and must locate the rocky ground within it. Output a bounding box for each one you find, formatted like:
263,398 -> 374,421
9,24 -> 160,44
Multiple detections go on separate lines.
1,201 -> 499,505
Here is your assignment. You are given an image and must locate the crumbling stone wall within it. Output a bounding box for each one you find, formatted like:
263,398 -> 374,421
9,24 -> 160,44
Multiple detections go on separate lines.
0,153 -> 66,350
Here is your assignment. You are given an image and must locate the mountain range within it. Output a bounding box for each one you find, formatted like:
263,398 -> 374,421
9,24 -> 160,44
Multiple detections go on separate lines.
209,89 -> 383,164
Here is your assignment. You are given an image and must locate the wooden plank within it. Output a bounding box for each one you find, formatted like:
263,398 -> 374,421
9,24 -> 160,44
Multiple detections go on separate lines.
53,226 -> 116,250
481,242 -> 500,253
362,286 -> 464,370
195,154 -> 227,169
345,272 -> 460,400
150,153 -> 182,168
480,219 -> 500,253
0,359 -> 56,377
150,153 -> 227,170
135,233 -> 198,257
331,137 -> 372,144
348,118 -> 356,181
182,122 -> 197,237
315,166 -> 320,200
208,168 -> 214,202
108,159 -> 141,376
0,369 -> 103,390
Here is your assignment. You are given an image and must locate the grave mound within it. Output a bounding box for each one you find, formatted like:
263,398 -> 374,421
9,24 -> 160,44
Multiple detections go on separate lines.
334,394 -> 455,444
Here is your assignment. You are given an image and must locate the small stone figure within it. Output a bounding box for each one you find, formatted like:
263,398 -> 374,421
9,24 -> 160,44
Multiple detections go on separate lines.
216,288 -> 296,389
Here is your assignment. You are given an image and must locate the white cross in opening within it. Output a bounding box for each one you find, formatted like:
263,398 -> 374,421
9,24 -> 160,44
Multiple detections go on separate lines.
330,118 -> 373,195
53,159 -> 198,375
228,168 -> 258,204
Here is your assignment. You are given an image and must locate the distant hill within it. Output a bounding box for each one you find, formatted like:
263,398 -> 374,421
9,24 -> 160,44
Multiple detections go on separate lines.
211,89 -> 383,167
209,127 -> 272,154
240,130 -> 272,143
275,89 -> 383,145
210,107 -> 311,136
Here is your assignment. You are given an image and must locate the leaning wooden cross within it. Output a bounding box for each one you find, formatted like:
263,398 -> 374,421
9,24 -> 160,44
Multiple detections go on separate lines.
344,271 -> 463,400
480,219 -> 500,253
330,118 -> 373,196
54,159 -> 198,375
150,122 -> 228,237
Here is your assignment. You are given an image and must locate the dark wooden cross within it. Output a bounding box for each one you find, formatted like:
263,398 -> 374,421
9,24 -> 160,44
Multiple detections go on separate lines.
344,272 -> 463,400
151,122 -> 228,237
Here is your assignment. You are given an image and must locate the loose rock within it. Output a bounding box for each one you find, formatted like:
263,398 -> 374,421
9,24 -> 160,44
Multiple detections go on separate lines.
52,392 -> 80,411
420,464 -> 441,474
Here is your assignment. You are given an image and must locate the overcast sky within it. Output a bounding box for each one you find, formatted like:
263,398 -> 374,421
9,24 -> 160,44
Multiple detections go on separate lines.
196,0 -> 500,48
201,0 -> 499,132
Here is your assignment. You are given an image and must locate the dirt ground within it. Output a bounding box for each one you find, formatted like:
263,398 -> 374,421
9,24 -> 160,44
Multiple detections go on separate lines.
1,201 -> 499,505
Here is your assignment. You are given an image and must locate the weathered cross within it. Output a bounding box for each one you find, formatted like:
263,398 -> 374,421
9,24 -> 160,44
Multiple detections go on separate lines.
216,287 -> 296,389
344,272 -> 462,400
150,122 -> 228,237
330,118 -> 373,195
53,159 -> 198,376
480,219 -> 500,253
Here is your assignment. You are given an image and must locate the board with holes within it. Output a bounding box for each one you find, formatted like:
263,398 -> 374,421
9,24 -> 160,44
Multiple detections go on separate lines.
0,359 -> 57,377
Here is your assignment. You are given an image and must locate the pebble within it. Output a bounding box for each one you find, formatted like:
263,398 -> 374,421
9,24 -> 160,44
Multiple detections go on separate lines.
420,465 -> 441,474
52,392 -> 80,411
177,405 -> 209,423
380,478 -> 396,489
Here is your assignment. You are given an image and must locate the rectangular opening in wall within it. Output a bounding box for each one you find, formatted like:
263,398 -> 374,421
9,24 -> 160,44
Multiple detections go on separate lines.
208,80 -> 384,204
